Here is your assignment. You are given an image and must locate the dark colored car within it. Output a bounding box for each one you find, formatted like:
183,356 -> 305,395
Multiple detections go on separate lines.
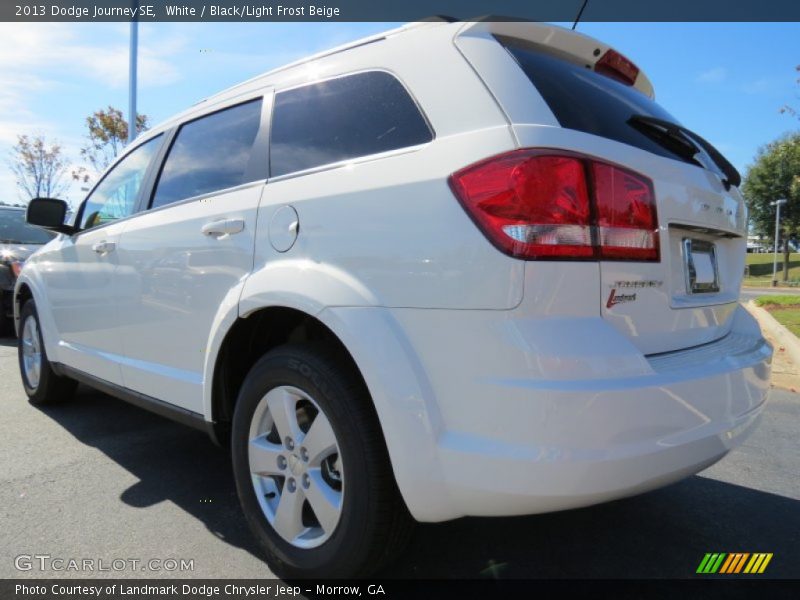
0,206 -> 56,335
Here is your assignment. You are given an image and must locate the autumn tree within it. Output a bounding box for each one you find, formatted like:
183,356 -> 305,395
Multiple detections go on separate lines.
780,65 -> 799,119
8,134 -> 70,201
73,106 -> 149,185
742,133 -> 800,281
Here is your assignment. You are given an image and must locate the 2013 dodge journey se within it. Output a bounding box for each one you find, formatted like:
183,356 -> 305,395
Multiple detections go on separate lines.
15,19 -> 772,577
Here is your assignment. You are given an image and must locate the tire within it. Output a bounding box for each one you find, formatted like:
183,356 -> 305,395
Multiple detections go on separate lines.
0,314 -> 11,338
18,299 -> 77,405
231,342 -> 414,578
0,291 -> 13,337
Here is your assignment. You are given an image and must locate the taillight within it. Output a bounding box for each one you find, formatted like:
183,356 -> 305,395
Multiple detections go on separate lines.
594,49 -> 640,86
449,149 -> 659,261
592,162 -> 659,261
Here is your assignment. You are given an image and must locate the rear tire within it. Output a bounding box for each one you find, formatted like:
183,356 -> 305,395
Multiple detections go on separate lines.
18,300 -> 77,405
231,342 -> 414,578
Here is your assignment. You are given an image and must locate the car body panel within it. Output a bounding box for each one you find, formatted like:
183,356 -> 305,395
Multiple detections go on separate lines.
24,223 -> 129,384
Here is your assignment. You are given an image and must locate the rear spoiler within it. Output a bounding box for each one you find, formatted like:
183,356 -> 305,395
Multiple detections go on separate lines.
455,19 -> 655,99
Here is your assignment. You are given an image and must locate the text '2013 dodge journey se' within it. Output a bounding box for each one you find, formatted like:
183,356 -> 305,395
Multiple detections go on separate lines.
16,19 -> 771,577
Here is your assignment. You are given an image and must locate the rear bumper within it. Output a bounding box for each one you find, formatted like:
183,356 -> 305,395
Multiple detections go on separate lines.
326,303 -> 771,522
435,339 -> 768,517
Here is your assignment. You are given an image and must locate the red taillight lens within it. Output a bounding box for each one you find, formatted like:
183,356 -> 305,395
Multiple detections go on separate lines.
449,149 -> 659,262
594,49 -> 640,86
449,151 -> 592,259
592,163 -> 659,261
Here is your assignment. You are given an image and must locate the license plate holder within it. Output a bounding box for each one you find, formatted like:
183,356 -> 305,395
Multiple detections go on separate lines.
683,238 -> 719,294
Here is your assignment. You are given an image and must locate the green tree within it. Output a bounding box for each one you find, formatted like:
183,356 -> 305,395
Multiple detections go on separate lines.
73,106 -> 149,185
7,134 -> 70,201
742,133 -> 800,281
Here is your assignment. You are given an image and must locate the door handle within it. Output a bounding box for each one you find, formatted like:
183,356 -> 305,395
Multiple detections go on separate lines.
92,241 -> 116,254
201,218 -> 245,238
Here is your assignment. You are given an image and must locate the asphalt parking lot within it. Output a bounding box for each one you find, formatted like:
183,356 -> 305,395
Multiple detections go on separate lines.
1,335 -> 798,579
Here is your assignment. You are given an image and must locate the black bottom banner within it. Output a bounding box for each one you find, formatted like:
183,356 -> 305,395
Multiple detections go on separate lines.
2,579 -> 800,600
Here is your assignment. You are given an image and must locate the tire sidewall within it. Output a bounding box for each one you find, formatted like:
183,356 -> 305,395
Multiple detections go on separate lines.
18,301 -> 45,398
231,347 -> 375,577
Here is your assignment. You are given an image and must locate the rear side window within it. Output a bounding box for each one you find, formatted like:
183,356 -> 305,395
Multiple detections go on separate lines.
496,36 -> 688,164
270,71 -> 432,177
152,98 -> 262,209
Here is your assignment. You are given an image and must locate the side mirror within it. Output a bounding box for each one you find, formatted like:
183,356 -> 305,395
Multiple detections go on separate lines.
26,198 -> 75,235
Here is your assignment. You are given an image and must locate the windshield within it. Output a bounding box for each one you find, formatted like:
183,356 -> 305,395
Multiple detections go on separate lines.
0,208 -> 57,244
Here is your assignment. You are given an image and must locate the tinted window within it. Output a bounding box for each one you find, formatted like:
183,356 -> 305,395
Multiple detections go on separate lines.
497,36 -> 690,164
0,209 -> 56,244
152,99 -> 263,208
80,135 -> 162,230
270,71 -> 432,177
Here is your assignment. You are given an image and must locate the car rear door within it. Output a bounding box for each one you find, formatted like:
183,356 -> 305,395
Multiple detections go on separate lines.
114,93 -> 270,413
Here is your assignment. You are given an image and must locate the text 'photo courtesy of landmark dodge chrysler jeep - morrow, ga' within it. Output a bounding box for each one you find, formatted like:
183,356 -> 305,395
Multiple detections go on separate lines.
16,19 -> 771,577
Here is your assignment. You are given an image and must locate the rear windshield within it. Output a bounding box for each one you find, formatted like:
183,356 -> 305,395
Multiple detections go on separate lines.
0,209 -> 56,245
496,35 -> 689,164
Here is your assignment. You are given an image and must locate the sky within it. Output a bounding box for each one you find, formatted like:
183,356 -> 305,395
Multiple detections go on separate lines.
0,21 -> 797,204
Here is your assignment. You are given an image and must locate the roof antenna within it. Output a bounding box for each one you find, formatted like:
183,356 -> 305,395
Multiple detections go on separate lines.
572,0 -> 590,30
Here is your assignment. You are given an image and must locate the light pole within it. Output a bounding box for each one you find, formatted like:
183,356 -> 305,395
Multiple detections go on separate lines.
771,198 -> 787,287
128,13 -> 138,145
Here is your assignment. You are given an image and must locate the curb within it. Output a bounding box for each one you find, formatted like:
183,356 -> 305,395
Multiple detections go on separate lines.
745,300 -> 800,369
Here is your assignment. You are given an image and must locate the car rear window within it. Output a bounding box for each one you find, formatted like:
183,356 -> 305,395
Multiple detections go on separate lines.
270,71 -> 433,177
152,98 -> 263,209
0,209 -> 56,244
496,35 -> 690,165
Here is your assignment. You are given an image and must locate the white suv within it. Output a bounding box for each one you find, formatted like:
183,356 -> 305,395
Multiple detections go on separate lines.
16,20 -> 771,577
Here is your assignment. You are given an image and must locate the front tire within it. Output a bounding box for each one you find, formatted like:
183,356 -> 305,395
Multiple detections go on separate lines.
231,343 -> 413,578
18,300 -> 77,405
0,291 -> 13,337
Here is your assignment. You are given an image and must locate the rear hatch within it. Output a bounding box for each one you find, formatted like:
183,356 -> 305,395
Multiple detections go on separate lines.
459,24 -> 747,355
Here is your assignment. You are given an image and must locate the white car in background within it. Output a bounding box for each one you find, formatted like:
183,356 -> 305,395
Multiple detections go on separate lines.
16,19 -> 771,577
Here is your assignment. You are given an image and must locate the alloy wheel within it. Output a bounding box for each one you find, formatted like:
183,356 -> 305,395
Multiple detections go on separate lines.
248,385 -> 344,548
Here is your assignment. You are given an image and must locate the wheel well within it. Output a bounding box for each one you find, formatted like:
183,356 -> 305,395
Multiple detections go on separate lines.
15,284 -> 32,332
211,307 -> 364,444
15,283 -> 32,307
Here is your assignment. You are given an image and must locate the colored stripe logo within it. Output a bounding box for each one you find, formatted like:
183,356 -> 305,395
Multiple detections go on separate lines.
696,553 -> 773,574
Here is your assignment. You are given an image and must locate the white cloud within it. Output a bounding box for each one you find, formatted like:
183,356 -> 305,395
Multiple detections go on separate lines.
741,78 -> 772,94
0,23 -> 184,89
0,23 -> 186,201
696,67 -> 727,84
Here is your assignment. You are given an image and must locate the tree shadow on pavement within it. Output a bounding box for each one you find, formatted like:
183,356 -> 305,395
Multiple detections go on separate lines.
35,385 -> 799,579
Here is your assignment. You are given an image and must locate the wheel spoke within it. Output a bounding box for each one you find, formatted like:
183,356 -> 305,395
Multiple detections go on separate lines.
248,438 -> 285,476
272,486 -> 306,541
265,387 -> 302,443
302,413 -> 337,465
304,470 -> 341,535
